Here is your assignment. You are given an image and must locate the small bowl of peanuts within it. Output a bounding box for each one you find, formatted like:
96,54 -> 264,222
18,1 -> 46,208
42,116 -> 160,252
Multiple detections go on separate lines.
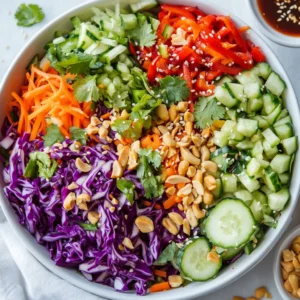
274,225 -> 300,299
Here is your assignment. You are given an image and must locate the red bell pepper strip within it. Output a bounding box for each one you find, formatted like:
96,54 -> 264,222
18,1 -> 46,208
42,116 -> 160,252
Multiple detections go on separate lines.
196,72 -> 215,93
251,47 -> 266,63
198,15 -> 216,27
184,6 -> 206,18
183,64 -> 192,89
211,62 -> 244,75
161,4 -> 196,21
147,56 -> 160,83
205,70 -> 223,81
217,16 -> 248,52
216,27 -> 231,39
129,42 -> 136,56
173,19 -> 202,40
158,11 -> 167,22
175,46 -> 194,61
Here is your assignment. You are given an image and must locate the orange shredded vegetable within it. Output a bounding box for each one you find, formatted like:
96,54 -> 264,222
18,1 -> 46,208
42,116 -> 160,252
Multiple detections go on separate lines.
163,195 -> 182,210
7,66 -> 92,140
154,269 -> 167,278
141,134 -> 162,150
149,282 -> 171,293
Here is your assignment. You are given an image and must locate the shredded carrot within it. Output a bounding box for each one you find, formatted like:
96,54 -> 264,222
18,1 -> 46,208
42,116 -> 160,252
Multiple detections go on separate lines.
239,25 -> 250,33
43,60 -> 51,72
7,66 -> 93,140
143,200 -> 162,210
154,270 -> 167,278
166,166 -> 177,177
163,195 -> 182,210
100,112 -> 111,120
141,134 -> 161,150
149,282 -> 171,293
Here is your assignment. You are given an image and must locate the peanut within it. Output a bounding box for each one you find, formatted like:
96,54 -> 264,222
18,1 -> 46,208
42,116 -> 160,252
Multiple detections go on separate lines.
184,111 -> 194,122
177,101 -> 188,112
122,237 -> 134,250
204,175 -> 217,191
75,157 -> 92,172
87,211 -> 100,225
169,104 -> 178,121
135,216 -> 154,233
63,192 -> 76,211
111,161 -> 123,179
183,218 -> 191,235
168,275 -> 183,288
162,217 -> 179,235
178,160 -> 190,176
168,212 -> 184,226
157,104 -> 169,121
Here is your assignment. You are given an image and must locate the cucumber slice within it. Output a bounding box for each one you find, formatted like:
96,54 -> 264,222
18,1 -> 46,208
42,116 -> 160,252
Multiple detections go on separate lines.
205,198 -> 256,248
274,123 -> 293,140
264,166 -> 281,192
234,189 -> 253,206
256,62 -> 272,79
162,25 -> 174,39
212,179 -> 223,199
85,42 -> 110,55
236,140 -> 254,150
177,238 -> 222,281
102,45 -> 127,64
213,131 -> 229,147
268,188 -> 290,211
261,185 -> 273,195
277,109 -> 289,121
270,154 -> 291,174
159,44 -> 169,59
263,140 -> 278,159
215,75 -> 234,87
274,115 -> 292,127
262,128 -> 280,147
215,86 -> 238,108
236,70 -> 262,85
224,83 -> 244,101
130,0 -> 158,12
77,23 -> 95,50
282,136 -> 298,155
238,173 -> 260,192
250,199 -> 263,221
247,158 -> 261,177
253,115 -> 269,130
236,119 -> 258,137
121,14 -> 138,30
225,109 -> 237,121
265,72 -> 286,97
149,17 -> 160,31
248,98 -> 263,112
221,174 -> 237,193
263,104 -> 282,125
222,247 -> 243,260
279,173 -> 290,185
244,83 -> 261,99
263,94 -> 279,115
221,120 -> 236,133
252,141 -> 263,157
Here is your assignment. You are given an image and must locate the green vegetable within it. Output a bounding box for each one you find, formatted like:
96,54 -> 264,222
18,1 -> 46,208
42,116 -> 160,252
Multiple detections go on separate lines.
111,119 -> 144,141
106,91 -> 130,109
73,75 -> 100,102
43,124 -> 64,147
156,76 -> 190,106
137,148 -> 164,199
153,242 -> 178,266
117,179 -> 135,205
79,223 -> 98,231
15,3 -> 44,27
70,127 -> 87,145
24,151 -> 58,179
128,20 -> 156,47
194,98 -> 225,129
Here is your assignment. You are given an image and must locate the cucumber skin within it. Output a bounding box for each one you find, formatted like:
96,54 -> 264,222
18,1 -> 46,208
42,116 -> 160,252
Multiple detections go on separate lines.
177,238 -> 222,282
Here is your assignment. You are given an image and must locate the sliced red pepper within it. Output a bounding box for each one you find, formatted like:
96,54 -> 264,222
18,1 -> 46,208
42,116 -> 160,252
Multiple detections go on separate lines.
184,6 -> 206,18
157,12 -> 171,41
216,27 -> 230,39
156,58 -> 170,75
211,62 -> 244,75
217,16 -> 248,52
129,42 -> 136,56
183,64 -> 192,89
196,72 -> 215,93
251,46 -> 266,63
175,46 -> 194,61
173,19 -> 202,40
142,60 -> 151,70
189,102 -> 194,113
161,4 -> 196,21
206,70 -> 223,81
158,11 -> 167,22
147,56 -> 160,83
198,15 -> 216,27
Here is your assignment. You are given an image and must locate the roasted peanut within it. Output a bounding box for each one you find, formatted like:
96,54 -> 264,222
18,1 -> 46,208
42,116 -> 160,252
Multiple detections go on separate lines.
63,192 -> 76,211
157,104 -> 169,121
168,275 -> 183,288
122,237 -> 134,250
135,216 -> 154,233
162,217 -> 179,235
168,212 -> 184,226
183,218 -> 191,235
75,157 -> 92,172
204,175 -> 217,191
111,160 -> 123,179
178,160 -> 190,176
177,101 -> 188,112
169,105 -> 178,121
88,211 -> 100,225
203,189 -> 214,205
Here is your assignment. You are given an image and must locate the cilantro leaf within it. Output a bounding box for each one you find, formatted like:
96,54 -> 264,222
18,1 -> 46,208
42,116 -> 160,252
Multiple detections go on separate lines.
38,159 -> 58,179
156,76 -> 190,106
111,119 -> 143,141
137,149 -> 163,199
153,242 -> 178,266
117,179 -> 135,205
128,21 -> 157,47
15,4 -> 44,27
24,159 -> 38,178
193,98 -> 225,129
70,127 -> 87,145
73,75 -> 100,102
43,124 -> 64,147
108,91 -> 130,109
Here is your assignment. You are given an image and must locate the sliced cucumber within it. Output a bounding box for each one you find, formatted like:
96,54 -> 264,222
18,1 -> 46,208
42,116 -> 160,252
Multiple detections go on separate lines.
282,136 -> 298,155
244,83 -> 261,99
270,154 -> 291,174
215,86 -> 238,108
236,70 -> 262,85
205,198 -> 256,248
268,187 -> 290,211
102,45 -> 127,64
234,189 -> 253,206
238,173 -> 260,192
177,238 -> 222,281
263,140 -> 278,159
162,24 -> 174,39
264,166 -> 281,192
213,131 -> 229,147
247,158 -> 261,177
215,75 -> 233,87
279,173 -> 290,185
222,247 -> 243,260
248,98 -> 263,112
255,62 -> 272,79
265,72 -> 286,97
212,179 -> 223,199
274,123 -> 293,140
274,115 -> 292,127
130,0 -> 158,13
121,14 -> 138,30
224,83 -> 244,101
263,104 -> 282,125
221,174 -> 237,193
253,115 -> 269,130
236,119 -> 258,137
263,94 -> 279,114
262,128 -> 280,147
252,141 -> 263,157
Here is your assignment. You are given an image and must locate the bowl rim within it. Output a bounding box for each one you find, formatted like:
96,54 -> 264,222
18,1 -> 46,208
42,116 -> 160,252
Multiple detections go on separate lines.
246,0 -> 300,48
273,224 -> 300,300
0,1 -> 300,299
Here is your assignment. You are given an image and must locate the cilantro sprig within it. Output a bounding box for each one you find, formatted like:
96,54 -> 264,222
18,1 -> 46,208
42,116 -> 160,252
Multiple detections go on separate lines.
15,3 -> 45,27
73,75 -> 100,102
43,124 -> 64,147
128,21 -> 157,48
193,98 -> 225,129
117,179 -> 135,205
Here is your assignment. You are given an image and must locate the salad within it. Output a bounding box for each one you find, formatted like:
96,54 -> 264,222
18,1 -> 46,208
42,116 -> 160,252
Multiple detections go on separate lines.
1,0 -> 297,295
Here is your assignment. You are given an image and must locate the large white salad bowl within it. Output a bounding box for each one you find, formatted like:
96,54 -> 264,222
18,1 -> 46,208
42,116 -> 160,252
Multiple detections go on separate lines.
0,0 -> 300,299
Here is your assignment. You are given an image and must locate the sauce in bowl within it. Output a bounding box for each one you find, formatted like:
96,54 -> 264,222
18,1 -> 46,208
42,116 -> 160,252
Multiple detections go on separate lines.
257,0 -> 300,37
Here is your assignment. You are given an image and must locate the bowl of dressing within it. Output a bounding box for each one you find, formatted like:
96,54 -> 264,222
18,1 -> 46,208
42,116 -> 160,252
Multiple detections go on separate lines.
247,0 -> 300,47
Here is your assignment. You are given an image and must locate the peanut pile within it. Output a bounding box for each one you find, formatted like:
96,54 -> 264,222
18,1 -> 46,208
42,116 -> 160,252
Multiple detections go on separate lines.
233,286 -> 272,300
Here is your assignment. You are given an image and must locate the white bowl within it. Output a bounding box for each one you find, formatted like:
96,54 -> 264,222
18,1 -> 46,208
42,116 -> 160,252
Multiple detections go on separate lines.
0,1 -> 300,299
246,0 -> 300,47
274,225 -> 300,300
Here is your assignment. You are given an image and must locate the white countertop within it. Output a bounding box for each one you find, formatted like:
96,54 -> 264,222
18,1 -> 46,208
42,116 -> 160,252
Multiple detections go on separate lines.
1,0 -> 300,299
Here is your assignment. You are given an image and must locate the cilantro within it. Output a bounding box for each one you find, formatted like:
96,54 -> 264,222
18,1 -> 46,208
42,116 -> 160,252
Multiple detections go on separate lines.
24,151 -> 58,179
156,76 -> 190,106
194,98 -> 225,129
43,124 -> 64,147
153,242 -> 178,266
128,21 -> 156,47
70,127 -> 87,145
111,119 -> 143,141
117,179 -> 135,205
108,91 -> 130,109
79,223 -> 98,231
15,4 -> 44,27
137,148 -> 164,199
73,75 -> 100,102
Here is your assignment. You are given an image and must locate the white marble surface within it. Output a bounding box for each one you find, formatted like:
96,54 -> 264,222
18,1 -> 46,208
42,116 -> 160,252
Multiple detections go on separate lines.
1,0 -> 300,299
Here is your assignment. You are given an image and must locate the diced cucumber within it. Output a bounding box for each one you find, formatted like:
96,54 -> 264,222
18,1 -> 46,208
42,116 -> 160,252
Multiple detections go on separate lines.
262,128 -> 280,147
121,14 -> 138,30
263,104 -> 282,125
256,62 -> 272,79
213,131 -> 229,147
159,44 -> 169,59
263,140 -> 278,159
247,158 -> 261,177
205,198 -> 256,248
244,83 -> 261,99
264,166 -> 281,192
234,189 -> 253,206
248,98 -> 263,112
222,247 -> 243,260
215,86 -> 238,108
162,25 -> 174,39
268,188 -> 290,211
238,173 -> 260,192
263,94 -> 279,114
86,24 -> 102,41
71,16 -> 81,31
102,45 -> 127,64
255,154 -> 270,169
274,115 -> 292,126
282,136 -> 298,155
274,123 -> 293,140
77,23 -> 95,50
85,42 -> 110,55
253,115 -> 269,129
270,154 -> 291,174
221,120 -> 236,133
265,72 -> 286,97
225,109 -> 237,121
236,140 -> 254,150
252,141 -> 263,157
212,179 -> 223,199
231,126 -> 245,142
263,214 -> 278,228
224,83 -> 244,101
116,62 -> 130,74
130,0 -> 158,12
236,70 -> 263,85
277,109 -> 289,121
177,238 -> 222,281
215,75 -> 234,87
149,17 -> 160,31
99,37 -> 118,47
221,174 -> 237,193
250,199 -> 263,221
236,119 -> 258,137
279,173 -> 290,185
210,146 -> 238,158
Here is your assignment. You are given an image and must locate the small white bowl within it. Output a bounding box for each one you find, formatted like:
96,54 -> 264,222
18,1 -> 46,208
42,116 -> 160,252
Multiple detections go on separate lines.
247,0 -> 300,47
274,225 -> 300,300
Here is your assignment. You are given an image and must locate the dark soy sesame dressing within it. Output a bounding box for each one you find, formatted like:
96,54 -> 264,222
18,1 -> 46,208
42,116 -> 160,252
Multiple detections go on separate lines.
257,0 -> 300,37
